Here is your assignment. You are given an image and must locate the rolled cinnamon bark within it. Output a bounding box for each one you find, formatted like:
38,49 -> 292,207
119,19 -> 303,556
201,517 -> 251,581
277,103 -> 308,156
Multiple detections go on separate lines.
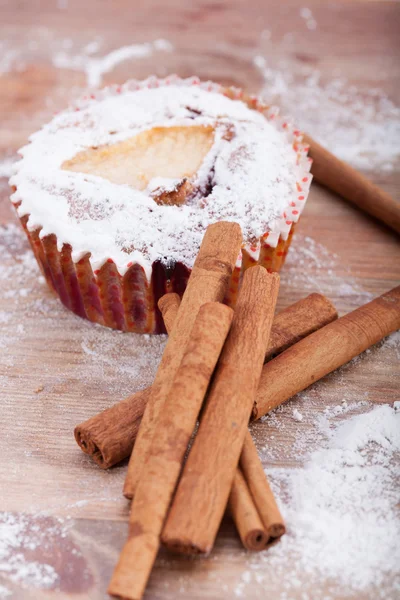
108,302 -> 233,600
123,221 -> 242,499
240,434 -> 285,540
253,285 -> 400,420
265,292 -> 337,360
304,133 -> 400,234
159,291 -> 284,552
228,469 -> 268,551
74,292 -> 337,469
74,388 -> 149,468
162,267 -> 280,555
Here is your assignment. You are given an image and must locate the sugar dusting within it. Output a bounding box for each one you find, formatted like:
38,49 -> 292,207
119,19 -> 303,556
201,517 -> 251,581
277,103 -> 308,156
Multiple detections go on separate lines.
254,35 -> 400,173
0,513 -> 59,589
0,159 -> 16,179
52,39 -> 173,87
283,233 -> 374,312
299,7 -> 318,31
0,33 -> 173,86
0,585 -> 11,600
11,78 -> 308,276
0,512 -> 94,595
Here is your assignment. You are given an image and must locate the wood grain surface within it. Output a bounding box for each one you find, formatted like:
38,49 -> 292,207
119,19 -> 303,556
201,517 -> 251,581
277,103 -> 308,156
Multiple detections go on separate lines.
0,1 -> 399,599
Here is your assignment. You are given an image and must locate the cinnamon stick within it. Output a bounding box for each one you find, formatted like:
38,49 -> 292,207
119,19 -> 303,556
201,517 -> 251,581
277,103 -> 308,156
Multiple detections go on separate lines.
304,133 -> 400,234
265,292 -> 337,360
74,292 -> 337,469
123,221 -> 242,499
162,266 -> 280,555
228,469 -> 268,551
253,285 -> 400,420
158,292 -> 181,333
74,388 -> 149,468
159,291 -> 284,552
108,302 -> 233,600
240,434 -> 285,540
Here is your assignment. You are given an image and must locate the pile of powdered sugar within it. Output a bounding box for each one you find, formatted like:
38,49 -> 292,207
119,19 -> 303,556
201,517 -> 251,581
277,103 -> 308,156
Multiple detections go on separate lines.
233,402 -> 400,598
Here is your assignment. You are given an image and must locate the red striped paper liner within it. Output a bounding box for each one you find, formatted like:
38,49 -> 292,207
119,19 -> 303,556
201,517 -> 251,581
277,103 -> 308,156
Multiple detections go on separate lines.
18,210 -> 296,333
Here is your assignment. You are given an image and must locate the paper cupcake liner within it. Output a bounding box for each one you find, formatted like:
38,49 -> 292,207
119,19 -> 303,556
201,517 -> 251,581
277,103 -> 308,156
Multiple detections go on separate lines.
12,76 -> 311,334
19,210 -> 296,333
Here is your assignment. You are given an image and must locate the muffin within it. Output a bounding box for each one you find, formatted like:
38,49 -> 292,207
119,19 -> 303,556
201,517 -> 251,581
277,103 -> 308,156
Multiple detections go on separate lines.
10,75 -> 312,333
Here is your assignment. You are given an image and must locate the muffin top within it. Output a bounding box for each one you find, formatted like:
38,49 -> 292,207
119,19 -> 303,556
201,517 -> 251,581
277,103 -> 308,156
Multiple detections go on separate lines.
10,76 -> 311,276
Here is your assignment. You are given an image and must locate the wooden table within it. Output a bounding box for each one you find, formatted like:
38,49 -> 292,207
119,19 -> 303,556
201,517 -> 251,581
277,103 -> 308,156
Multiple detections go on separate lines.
0,1 -> 399,598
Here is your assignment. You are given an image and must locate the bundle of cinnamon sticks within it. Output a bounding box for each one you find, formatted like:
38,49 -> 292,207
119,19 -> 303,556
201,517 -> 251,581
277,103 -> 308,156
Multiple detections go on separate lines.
72,221 -> 400,600
108,223 -> 281,598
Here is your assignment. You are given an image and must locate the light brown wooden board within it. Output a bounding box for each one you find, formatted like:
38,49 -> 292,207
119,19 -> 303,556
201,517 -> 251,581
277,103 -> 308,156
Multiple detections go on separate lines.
0,1 -> 399,599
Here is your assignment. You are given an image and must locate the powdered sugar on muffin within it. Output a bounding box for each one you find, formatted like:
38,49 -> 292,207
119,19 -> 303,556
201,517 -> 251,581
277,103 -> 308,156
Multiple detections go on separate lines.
10,76 -> 311,277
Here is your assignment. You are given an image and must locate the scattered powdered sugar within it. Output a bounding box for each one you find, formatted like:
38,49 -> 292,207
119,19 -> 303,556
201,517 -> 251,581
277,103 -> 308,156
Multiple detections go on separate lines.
0,222 -> 161,594
283,233 -> 373,312
0,585 -> 11,600
11,78 -> 309,276
0,512 -> 93,595
254,46 -> 400,173
0,158 -> 17,179
78,325 -> 166,381
292,408 -> 303,422
0,513 -> 59,589
299,7 -> 317,31
0,32 -> 173,83
383,330 -> 400,360
0,46 -> 20,76
52,39 -> 173,87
